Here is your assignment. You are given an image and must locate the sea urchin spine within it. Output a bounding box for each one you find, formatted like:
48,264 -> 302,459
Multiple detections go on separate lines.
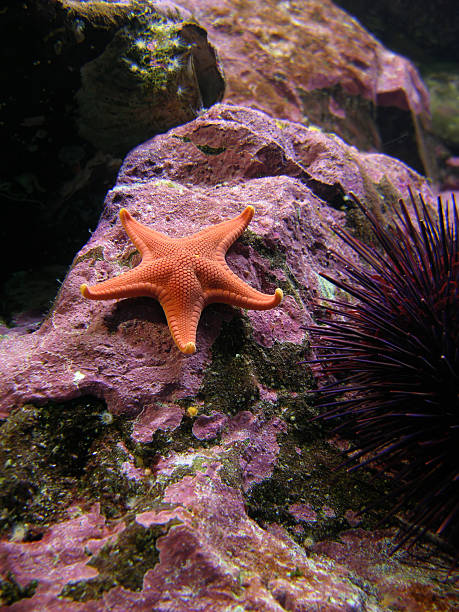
308,190 -> 459,553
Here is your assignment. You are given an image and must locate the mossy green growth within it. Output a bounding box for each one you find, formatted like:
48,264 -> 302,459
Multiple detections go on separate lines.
73,246 -> 105,265
62,0 -> 135,28
172,134 -> 192,143
121,10 -> 192,93
0,572 -> 38,607
200,316 -> 260,415
0,398 -> 102,536
170,137 -> 227,156
200,311 -> 310,416
245,424 -> 395,547
195,144 -> 227,155
197,229 -> 309,412
78,431 -> 149,520
316,274 -> 335,301
238,230 -> 286,271
60,522 -> 164,601
336,167 -> 403,246
254,341 -> 310,394
0,397 -> 144,536
425,68 -> 459,145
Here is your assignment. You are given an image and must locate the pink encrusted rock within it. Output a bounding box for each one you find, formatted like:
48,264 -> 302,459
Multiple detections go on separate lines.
175,0 -> 430,156
375,48 -> 430,114
322,505 -> 337,519
155,410 -> 286,491
289,502 -> 318,524
313,529 -> 459,612
2,453 -> 457,611
106,471 -> 366,611
131,403 -> 184,443
0,505 -> 124,611
2,103 -> 456,610
192,411 -> 228,440
222,411 -> 287,491
0,104 -> 433,419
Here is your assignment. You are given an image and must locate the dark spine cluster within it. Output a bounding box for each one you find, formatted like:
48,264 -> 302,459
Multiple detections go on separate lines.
308,190 -> 459,554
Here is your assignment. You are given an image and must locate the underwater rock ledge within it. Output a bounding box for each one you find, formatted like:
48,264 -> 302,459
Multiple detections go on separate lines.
1,105 -> 457,610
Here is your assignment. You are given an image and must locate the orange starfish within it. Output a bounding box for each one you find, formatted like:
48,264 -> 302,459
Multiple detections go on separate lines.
81,206 -> 283,354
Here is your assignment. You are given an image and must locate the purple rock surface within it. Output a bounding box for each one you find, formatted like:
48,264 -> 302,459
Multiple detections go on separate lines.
0,104 -> 432,420
1,103 -> 456,609
176,0 -> 430,159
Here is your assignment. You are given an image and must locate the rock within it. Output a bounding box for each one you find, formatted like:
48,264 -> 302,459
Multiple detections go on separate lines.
0,504 -> 124,610
0,103 -> 433,418
75,10 -> 224,155
175,0 -> 432,173
1,0 -> 434,333
2,104 -> 457,610
192,410 -> 228,440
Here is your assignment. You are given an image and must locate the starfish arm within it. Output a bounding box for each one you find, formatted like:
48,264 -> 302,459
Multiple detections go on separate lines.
186,206 -> 255,258
119,208 -> 172,257
159,273 -> 206,354
203,264 -> 283,310
80,266 -> 163,300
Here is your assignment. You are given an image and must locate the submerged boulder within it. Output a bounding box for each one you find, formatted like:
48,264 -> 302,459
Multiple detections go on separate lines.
0,103 -> 433,418
1,105 -> 457,610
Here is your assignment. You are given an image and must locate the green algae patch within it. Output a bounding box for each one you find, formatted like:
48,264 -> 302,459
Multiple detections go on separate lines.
239,230 -> 287,271
0,397 -> 144,537
254,341 -> 310,394
425,69 -> 459,145
195,144 -> 227,155
79,432 -> 149,520
74,246 -> 105,265
199,297 -> 309,415
199,316 -> 260,415
245,424 -> 394,547
60,522 -> 163,601
0,398 -> 104,536
316,274 -> 335,301
0,572 -> 38,607
194,305 -> 396,551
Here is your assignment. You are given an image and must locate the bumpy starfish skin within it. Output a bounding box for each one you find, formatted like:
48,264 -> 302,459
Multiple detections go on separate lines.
81,206 -> 283,354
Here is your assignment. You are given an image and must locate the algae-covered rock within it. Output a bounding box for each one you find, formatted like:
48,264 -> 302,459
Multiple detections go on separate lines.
425,68 -> 459,147
1,103 -> 458,609
67,0 -> 224,154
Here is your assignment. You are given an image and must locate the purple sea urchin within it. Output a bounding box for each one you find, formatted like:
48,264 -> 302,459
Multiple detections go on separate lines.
308,190 -> 459,554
